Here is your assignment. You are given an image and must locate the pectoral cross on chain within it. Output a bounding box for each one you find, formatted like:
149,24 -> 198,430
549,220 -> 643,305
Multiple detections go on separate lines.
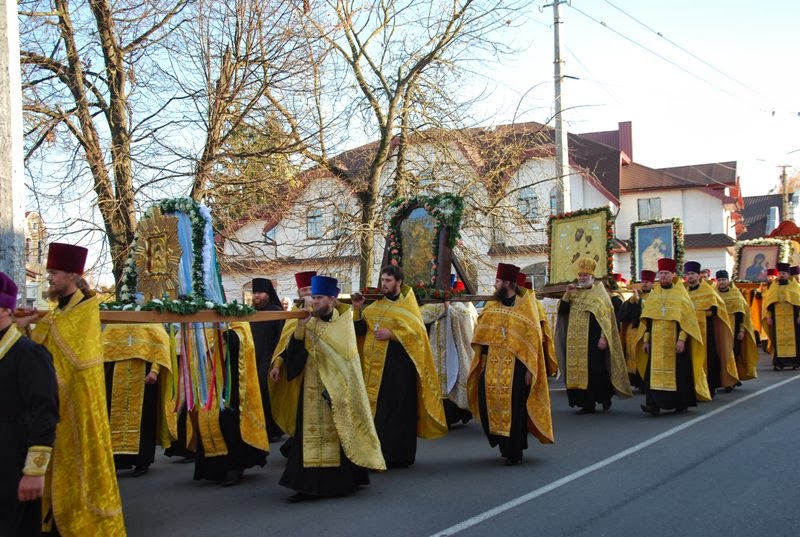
127,335 -> 134,346
661,306 -> 667,315
501,327 -> 506,338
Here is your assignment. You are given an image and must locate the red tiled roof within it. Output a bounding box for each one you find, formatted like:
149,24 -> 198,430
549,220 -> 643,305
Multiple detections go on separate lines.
683,233 -> 736,248
738,194 -> 784,240
621,161 -> 737,192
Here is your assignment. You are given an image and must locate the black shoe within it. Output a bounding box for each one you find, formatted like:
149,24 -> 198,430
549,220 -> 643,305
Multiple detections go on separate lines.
601,400 -> 612,411
503,457 -> 521,466
640,403 -> 660,416
177,456 -> 195,464
723,386 -> 733,393
673,407 -> 688,414
387,461 -> 410,469
288,492 -> 319,503
131,465 -> 149,477
221,469 -> 243,487
576,406 -> 595,415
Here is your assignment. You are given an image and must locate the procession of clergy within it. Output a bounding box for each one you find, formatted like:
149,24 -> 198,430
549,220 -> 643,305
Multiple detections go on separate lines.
5,241 -> 800,536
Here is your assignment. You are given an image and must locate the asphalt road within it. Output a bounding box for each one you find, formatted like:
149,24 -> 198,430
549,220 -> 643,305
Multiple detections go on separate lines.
119,351 -> 800,537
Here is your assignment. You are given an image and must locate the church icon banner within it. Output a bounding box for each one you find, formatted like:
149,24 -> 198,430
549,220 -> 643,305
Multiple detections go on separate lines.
630,218 -> 684,280
548,207 -> 612,285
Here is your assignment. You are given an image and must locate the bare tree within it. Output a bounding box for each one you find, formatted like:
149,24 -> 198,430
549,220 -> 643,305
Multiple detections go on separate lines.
19,0 -> 190,284
269,0 -> 527,288
19,0 -> 313,291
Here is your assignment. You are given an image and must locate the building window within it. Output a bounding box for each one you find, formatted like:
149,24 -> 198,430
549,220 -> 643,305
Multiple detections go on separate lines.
418,170 -> 434,189
25,238 -> 31,261
263,227 -> 276,245
306,208 -> 322,239
549,187 -> 559,215
637,198 -> 661,220
332,203 -> 347,238
37,241 -> 43,264
518,186 -> 539,220
530,262 -> 548,291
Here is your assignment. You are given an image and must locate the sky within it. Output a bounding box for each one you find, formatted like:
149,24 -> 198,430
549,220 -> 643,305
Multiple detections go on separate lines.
471,0 -> 800,196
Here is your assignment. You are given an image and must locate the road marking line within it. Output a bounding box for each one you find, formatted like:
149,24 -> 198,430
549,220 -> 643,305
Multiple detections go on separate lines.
429,375 -> 800,537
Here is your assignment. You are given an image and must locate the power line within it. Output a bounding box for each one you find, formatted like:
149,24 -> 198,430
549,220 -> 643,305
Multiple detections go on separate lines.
601,0 -> 763,99
567,3 -> 765,111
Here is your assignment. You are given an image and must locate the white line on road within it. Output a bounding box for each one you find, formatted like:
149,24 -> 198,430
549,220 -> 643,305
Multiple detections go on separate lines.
428,374 -> 800,537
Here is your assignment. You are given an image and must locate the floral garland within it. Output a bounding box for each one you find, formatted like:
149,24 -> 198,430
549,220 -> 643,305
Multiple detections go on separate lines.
628,218 -> 685,280
385,193 -> 464,299
103,197 -> 254,315
547,206 -> 615,285
731,238 -> 789,282
101,297 -> 254,316
115,197 -> 210,304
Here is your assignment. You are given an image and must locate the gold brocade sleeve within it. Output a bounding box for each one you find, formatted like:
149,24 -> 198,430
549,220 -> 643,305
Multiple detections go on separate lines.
721,285 -> 759,380
537,298 -> 559,377
229,323 -> 269,453
361,286 -> 448,439
268,313 -> 304,435
31,293 -> 127,536
688,284 -> 738,387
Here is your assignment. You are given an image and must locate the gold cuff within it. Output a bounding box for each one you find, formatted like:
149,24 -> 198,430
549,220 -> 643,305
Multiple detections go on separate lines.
23,446 -> 52,476
271,356 -> 284,369
643,332 -> 651,343
678,331 -> 688,342
150,363 -> 161,375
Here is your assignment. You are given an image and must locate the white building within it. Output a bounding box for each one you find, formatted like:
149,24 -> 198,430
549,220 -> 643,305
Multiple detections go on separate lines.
218,121 -> 745,300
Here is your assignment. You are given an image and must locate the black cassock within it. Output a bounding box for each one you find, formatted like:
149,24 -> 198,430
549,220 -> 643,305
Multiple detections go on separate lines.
193,330 -> 267,482
249,306 -> 285,439
0,327 -> 59,537
355,312 -> 418,468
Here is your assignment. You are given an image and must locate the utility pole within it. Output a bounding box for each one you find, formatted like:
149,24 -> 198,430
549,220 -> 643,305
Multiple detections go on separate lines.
779,165 -> 791,222
549,0 -> 571,213
0,0 -> 27,293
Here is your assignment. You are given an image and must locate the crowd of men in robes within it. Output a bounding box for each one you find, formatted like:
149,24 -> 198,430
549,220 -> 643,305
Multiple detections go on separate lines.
5,236 -> 799,535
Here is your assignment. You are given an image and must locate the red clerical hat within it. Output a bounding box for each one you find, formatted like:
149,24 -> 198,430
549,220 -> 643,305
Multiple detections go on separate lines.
294,271 -> 317,289
657,258 -> 677,273
496,263 -> 520,282
767,268 -> 778,277
46,243 -> 88,274
515,272 -> 533,290
640,270 -> 656,282
452,280 -> 465,292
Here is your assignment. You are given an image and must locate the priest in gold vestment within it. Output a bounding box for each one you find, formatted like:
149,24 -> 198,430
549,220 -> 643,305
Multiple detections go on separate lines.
683,261 -> 738,397
715,270 -> 758,384
636,258 -> 711,416
16,243 -> 126,536
761,262 -> 800,370
269,271 -> 316,458
556,257 -> 631,414
618,269 -> 656,391
278,276 -> 385,502
103,323 -> 172,477
467,263 -> 553,466
193,323 -> 269,486
352,265 -> 447,468
419,278 -> 475,427
516,272 -> 558,377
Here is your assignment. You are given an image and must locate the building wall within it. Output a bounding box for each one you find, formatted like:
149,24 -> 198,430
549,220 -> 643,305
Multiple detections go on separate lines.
617,189 -> 731,240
